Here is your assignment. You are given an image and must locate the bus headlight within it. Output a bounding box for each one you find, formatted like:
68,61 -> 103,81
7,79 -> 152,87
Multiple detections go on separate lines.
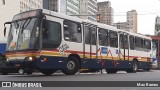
6,58 -> 9,61
28,57 -> 33,61
26,57 -> 36,61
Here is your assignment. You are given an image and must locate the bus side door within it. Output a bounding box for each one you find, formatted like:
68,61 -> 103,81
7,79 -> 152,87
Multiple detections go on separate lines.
82,23 -> 99,68
119,33 -> 129,67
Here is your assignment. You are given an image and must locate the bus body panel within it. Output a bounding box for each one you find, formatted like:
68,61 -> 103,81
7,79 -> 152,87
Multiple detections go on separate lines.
4,9 -> 152,74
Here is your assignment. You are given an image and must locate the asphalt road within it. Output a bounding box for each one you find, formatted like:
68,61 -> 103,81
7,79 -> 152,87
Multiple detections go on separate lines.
0,70 -> 160,90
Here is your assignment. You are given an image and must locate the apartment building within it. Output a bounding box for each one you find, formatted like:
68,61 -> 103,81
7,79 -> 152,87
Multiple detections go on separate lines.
80,0 -> 97,22
97,1 -> 113,25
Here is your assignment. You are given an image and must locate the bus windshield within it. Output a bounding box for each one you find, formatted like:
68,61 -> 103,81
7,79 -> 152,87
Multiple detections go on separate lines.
6,17 -> 40,51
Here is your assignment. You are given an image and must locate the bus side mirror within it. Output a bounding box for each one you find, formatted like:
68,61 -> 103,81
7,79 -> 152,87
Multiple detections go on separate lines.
4,27 -> 6,37
4,22 -> 11,37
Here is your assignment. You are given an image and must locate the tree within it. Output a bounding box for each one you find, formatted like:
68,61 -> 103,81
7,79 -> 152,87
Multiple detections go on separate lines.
155,24 -> 160,36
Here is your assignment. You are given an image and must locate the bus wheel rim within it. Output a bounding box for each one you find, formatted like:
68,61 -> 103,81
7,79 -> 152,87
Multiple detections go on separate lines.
67,60 -> 76,70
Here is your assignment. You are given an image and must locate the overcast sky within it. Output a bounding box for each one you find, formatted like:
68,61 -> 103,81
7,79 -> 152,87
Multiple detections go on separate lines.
97,0 -> 160,35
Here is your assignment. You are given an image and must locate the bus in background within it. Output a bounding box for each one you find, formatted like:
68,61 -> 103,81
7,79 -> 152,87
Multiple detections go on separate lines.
0,42 -> 6,73
150,36 -> 160,69
0,43 -> 6,54
2,9 -> 152,75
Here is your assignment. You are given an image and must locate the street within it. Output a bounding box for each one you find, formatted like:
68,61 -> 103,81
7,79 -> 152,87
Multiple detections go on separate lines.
0,70 -> 160,90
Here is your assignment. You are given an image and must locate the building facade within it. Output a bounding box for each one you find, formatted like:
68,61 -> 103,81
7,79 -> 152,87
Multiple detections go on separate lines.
97,1 -> 113,25
80,0 -> 97,22
0,0 -> 42,42
127,10 -> 137,33
155,16 -> 160,35
113,22 -> 128,31
43,0 -> 80,15
20,0 -> 42,12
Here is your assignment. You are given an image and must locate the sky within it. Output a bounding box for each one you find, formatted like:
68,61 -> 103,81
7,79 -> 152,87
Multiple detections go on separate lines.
97,0 -> 160,35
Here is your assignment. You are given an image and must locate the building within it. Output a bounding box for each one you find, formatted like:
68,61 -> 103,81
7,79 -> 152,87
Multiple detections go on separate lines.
155,16 -> 160,35
80,0 -> 97,22
97,1 -> 113,25
43,0 -> 59,12
113,10 -> 137,33
20,0 -> 42,12
127,10 -> 137,33
0,0 -> 42,42
113,22 -> 128,31
43,0 -> 80,15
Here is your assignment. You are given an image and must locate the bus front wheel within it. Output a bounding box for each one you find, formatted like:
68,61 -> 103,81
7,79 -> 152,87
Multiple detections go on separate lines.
62,57 -> 80,75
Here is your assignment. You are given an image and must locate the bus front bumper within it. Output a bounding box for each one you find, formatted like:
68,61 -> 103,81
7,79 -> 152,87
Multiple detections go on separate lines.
1,60 -> 36,74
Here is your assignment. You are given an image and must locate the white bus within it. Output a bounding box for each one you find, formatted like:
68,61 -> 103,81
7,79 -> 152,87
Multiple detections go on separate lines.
2,9 -> 152,75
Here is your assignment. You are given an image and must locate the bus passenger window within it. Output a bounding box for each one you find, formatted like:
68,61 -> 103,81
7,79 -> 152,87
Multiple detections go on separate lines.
135,37 -> 144,50
144,40 -> 151,50
42,20 -> 61,49
99,28 -> 109,46
84,26 -> 96,45
63,20 -> 82,43
120,34 -> 128,49
109,31 -> 118,48
129,36 -> 135,50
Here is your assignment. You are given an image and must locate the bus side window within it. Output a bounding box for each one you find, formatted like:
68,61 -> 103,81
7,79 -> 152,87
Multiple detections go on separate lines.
99,28 -> 109,46
135,37 -> 143,50
63,20 -> 82,43
109,31 -> 118,48
144,40 -> 151,50
129,36 -> 135,50
84,26 -> 96,45
42,20 -> 61,49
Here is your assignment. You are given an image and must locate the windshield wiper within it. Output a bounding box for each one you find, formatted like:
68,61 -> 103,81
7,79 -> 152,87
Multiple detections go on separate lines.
14,21 -> 19,34
21,17 -> 32,34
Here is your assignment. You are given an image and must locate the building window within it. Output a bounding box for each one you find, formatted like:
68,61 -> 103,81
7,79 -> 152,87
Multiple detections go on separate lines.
2,0 -> 5,5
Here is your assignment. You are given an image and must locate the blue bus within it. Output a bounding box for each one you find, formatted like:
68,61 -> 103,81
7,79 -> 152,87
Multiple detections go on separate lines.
0,43 -> 6,54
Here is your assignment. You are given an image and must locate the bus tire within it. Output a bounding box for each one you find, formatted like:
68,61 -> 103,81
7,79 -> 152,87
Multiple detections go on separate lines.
62,57 -> 80,75
41,70 -> 56,76
106,69 -> 117,74
126,60 -> 138,73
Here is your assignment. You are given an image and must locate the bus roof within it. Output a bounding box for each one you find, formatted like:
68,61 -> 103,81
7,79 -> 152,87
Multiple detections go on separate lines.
42,9 -> 151,40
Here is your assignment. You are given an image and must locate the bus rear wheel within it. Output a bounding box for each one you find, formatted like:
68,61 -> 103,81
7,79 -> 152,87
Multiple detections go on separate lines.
62,57 -> 80,75
126,60 -> 138,73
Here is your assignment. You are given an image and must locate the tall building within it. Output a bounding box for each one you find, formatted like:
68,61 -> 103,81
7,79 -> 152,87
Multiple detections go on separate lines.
20,0 -> 42,12
127,10 -> 137,33
43,0 -> 80,15
0,0 -> 42,42
80,0 -> 97,22
43,0 -> 59,12
97,1 -> 113,25
113,22 -> 128,31
155,16 -> 160,35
